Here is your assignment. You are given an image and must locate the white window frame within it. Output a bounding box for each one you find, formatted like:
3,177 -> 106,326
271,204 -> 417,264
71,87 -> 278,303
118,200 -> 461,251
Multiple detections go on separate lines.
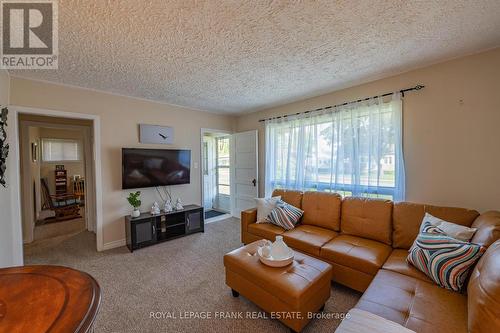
215,136 -> 230,196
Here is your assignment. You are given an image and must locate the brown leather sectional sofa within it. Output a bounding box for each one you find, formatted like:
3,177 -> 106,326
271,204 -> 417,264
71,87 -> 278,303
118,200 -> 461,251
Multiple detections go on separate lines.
241,189 -> 500,333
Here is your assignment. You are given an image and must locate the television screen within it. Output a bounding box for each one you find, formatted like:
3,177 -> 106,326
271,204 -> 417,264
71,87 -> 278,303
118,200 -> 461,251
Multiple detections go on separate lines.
122,148 -> 191,189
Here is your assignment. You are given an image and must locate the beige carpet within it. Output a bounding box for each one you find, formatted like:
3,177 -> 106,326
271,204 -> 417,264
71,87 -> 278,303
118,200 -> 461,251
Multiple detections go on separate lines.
33,207 -> 86,241
25,217 -> 361,333
32,217 -> 86,241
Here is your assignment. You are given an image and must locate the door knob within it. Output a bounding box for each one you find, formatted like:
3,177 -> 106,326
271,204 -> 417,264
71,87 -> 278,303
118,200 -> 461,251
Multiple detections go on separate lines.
252,179 -> 257,187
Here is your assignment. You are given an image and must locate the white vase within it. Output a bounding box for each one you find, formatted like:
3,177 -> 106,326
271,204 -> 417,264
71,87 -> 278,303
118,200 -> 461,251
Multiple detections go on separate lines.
270,236 -> 291,259
131,208 -> 140,218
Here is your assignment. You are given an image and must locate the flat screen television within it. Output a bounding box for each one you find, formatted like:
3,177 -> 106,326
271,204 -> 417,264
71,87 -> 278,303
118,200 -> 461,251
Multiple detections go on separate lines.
122,148 -> 191,189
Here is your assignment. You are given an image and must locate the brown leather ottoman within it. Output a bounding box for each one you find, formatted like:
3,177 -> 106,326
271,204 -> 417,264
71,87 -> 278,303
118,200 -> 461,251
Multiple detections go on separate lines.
224,240 -> 333,332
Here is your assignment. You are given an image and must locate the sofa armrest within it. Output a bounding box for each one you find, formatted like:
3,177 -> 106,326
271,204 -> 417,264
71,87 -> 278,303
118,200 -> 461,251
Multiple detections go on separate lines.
471,211 -> 500,247
241,208 -> 257,233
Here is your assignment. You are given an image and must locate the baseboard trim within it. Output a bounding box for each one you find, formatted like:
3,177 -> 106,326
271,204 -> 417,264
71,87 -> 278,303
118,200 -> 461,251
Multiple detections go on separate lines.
102,238 -> 126,251
205,213 -> 232,224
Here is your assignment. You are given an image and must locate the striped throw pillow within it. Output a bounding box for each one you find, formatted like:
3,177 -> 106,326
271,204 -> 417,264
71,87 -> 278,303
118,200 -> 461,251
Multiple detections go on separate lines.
265,200 -> 304,230
407,222 -> 485,292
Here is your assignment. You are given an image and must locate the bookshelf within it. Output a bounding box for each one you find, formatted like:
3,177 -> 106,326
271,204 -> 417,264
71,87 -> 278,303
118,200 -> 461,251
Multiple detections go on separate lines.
55,169 -> 68,194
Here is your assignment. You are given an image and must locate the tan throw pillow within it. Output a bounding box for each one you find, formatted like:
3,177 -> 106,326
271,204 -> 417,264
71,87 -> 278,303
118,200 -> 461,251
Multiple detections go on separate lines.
421,212 -> 477,241
255,196 -> 281,223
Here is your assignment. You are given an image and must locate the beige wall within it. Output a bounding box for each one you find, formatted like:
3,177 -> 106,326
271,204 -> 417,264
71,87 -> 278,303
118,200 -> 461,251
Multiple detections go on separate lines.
10,78 -> 236,245
236,48 -> 500,213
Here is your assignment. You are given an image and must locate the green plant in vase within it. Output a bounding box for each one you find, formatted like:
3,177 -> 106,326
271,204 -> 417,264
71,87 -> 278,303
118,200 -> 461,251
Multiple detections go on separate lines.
127,191 -> 141,217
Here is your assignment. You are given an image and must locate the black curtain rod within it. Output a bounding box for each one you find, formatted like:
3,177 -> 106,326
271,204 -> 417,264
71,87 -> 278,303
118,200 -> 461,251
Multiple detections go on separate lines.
258,84 -> 425,122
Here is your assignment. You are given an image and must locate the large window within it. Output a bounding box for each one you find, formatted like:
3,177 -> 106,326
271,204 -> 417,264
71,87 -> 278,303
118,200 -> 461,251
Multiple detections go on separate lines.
42,138 -> 81,162
265,94 -> 405,200
216,136 -> 230,195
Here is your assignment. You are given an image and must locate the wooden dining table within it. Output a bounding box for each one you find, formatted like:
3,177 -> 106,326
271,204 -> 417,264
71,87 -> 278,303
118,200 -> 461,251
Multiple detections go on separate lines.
0,265 -> 101,333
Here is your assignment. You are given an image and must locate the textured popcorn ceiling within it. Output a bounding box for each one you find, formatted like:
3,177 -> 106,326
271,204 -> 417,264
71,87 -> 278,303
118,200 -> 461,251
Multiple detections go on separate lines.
10,0 -> 500,114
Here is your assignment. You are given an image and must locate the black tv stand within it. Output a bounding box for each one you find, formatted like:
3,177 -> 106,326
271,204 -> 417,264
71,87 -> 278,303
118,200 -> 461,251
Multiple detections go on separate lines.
125,204 -> 204,252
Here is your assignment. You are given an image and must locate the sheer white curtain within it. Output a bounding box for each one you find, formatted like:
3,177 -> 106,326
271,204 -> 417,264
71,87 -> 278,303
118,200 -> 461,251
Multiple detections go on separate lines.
265,93 -> 405,201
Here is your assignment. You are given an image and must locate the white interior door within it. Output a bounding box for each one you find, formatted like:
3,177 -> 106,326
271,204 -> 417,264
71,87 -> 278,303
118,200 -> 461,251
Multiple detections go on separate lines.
230,130 -> 258,218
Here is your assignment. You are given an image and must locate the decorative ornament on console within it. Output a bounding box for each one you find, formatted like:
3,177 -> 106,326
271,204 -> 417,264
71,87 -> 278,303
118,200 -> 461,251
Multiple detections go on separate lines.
151,201 -> 161,215
164,199 -> 173,213
175,198 -> 184,211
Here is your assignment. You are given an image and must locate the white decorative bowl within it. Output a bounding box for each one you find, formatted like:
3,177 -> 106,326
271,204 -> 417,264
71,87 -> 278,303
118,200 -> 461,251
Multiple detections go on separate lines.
257,246 -> 294,267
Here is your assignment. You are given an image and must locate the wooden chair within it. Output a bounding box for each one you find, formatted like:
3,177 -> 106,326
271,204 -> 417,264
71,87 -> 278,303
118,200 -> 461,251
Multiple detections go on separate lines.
41,178 -> 81,222
73,179 -> 85,204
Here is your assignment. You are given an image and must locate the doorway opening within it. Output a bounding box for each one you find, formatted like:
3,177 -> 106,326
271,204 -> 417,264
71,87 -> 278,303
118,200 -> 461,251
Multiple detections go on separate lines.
201,130 -> 232,222
18,114 -> 97,258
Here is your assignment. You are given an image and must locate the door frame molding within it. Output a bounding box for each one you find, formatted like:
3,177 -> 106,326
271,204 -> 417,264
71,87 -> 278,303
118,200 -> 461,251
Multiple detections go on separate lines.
10,105 -> 104,256
19,120 -> 96,243
200,128 -> 232,216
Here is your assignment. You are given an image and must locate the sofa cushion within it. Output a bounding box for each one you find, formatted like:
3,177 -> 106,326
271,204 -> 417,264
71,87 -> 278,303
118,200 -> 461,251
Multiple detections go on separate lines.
283,225 -> 337,256
392,202 -> 479,249
341,197 -> 393,245
247,223 -> 284,241
356,269 -> 468,333
301,191 -> 342,231
329,261 -> 374,292
320,235 -> 391,276
336,308 -> 416,333
470,211 -> 500,247
467,239 -> 500,333
272,189 -> 303,209
382,249 -> 432,283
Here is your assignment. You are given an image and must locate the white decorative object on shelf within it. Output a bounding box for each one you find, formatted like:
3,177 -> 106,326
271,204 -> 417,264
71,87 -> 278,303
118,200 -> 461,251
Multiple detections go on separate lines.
175,198 -> 184,211
151,202 -> 161,215
139,124 -> 174,144
131,208 -> 140,218
164,199 -> 173,213
258,237 -> 294,267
